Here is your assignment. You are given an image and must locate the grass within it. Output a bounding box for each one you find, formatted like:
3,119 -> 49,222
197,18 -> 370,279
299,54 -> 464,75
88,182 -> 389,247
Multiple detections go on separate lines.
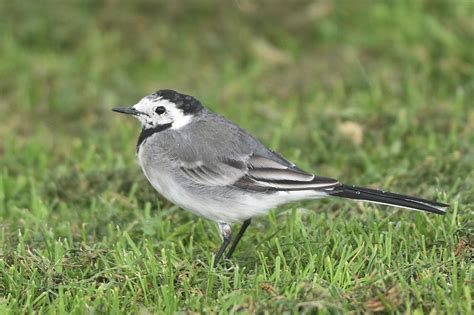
0,0 -> 473,313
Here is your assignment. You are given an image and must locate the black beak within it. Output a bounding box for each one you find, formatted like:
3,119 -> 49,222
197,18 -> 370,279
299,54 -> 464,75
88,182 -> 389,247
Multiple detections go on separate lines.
112,107 -> 140,115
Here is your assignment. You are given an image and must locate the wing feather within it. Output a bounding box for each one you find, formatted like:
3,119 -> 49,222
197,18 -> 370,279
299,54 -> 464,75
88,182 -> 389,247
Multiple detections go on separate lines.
179,153 -> 339,192
249,168 -> 314,181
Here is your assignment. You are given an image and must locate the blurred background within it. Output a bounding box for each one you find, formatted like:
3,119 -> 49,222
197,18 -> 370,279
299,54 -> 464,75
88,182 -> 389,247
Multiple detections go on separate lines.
1,0 -> 472,200
0,0 -> 472,312
1,1 -> 472,146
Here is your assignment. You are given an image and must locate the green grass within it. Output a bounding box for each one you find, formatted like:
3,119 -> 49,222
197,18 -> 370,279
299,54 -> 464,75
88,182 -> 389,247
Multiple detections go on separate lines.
0,1 -> 473,313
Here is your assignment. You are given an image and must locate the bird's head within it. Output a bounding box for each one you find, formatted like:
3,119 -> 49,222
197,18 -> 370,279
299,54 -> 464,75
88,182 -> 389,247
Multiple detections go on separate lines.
113,89 -> 204,130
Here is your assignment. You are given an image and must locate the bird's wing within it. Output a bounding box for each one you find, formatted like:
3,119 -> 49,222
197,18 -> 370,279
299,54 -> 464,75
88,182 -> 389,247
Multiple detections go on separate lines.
179,159 -> 245,186
234,153 -> 340,192
179,153 -> 339,192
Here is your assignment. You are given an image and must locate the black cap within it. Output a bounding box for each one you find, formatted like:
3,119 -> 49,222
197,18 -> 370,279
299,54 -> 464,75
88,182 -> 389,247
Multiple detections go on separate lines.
149,89 -> 203,115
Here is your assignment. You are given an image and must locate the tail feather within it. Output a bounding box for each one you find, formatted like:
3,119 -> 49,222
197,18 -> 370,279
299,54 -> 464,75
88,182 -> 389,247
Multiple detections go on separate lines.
330,184 -> 448,215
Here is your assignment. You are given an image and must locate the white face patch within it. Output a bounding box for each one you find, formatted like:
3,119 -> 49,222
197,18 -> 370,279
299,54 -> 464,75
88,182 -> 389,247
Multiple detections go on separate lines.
132,96 -> 193,129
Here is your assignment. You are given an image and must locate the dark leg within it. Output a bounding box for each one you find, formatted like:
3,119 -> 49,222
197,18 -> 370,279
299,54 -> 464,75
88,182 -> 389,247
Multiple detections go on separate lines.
213,223 -> 232,267
225,219 -> 251,259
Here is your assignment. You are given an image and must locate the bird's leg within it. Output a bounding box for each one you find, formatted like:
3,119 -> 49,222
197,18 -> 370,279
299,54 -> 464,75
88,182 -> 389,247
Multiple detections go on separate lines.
225,219 -> 251,259
213,223 -> 232,267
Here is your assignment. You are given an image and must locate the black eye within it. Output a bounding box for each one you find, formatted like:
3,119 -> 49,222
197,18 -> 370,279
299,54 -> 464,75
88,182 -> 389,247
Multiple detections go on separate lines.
155,106 -> 166,115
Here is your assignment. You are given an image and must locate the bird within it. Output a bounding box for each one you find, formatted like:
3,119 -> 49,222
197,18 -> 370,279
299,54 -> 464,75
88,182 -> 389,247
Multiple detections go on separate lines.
112,89 -> 448,267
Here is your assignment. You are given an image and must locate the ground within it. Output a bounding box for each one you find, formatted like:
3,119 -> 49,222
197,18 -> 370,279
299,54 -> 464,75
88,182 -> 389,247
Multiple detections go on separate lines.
0,1 -> 472,314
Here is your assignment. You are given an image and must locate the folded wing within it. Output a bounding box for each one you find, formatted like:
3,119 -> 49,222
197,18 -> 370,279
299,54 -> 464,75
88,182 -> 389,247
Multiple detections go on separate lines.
179,153 -> 339,192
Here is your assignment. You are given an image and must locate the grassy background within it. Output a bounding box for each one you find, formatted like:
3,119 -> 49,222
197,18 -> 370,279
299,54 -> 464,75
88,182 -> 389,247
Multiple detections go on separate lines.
0,0 -> 472,313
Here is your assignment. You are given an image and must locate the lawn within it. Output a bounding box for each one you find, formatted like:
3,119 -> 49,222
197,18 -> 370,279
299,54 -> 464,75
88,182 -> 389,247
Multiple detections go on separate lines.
0,1 -> 472,313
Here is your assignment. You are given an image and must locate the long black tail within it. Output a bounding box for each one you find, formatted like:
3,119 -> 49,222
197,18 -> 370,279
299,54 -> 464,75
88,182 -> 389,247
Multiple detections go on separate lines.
331,184 -> 448,215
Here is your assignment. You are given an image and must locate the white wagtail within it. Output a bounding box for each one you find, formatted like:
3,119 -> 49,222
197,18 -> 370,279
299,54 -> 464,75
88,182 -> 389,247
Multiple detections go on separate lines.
113,89 -> 448,266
